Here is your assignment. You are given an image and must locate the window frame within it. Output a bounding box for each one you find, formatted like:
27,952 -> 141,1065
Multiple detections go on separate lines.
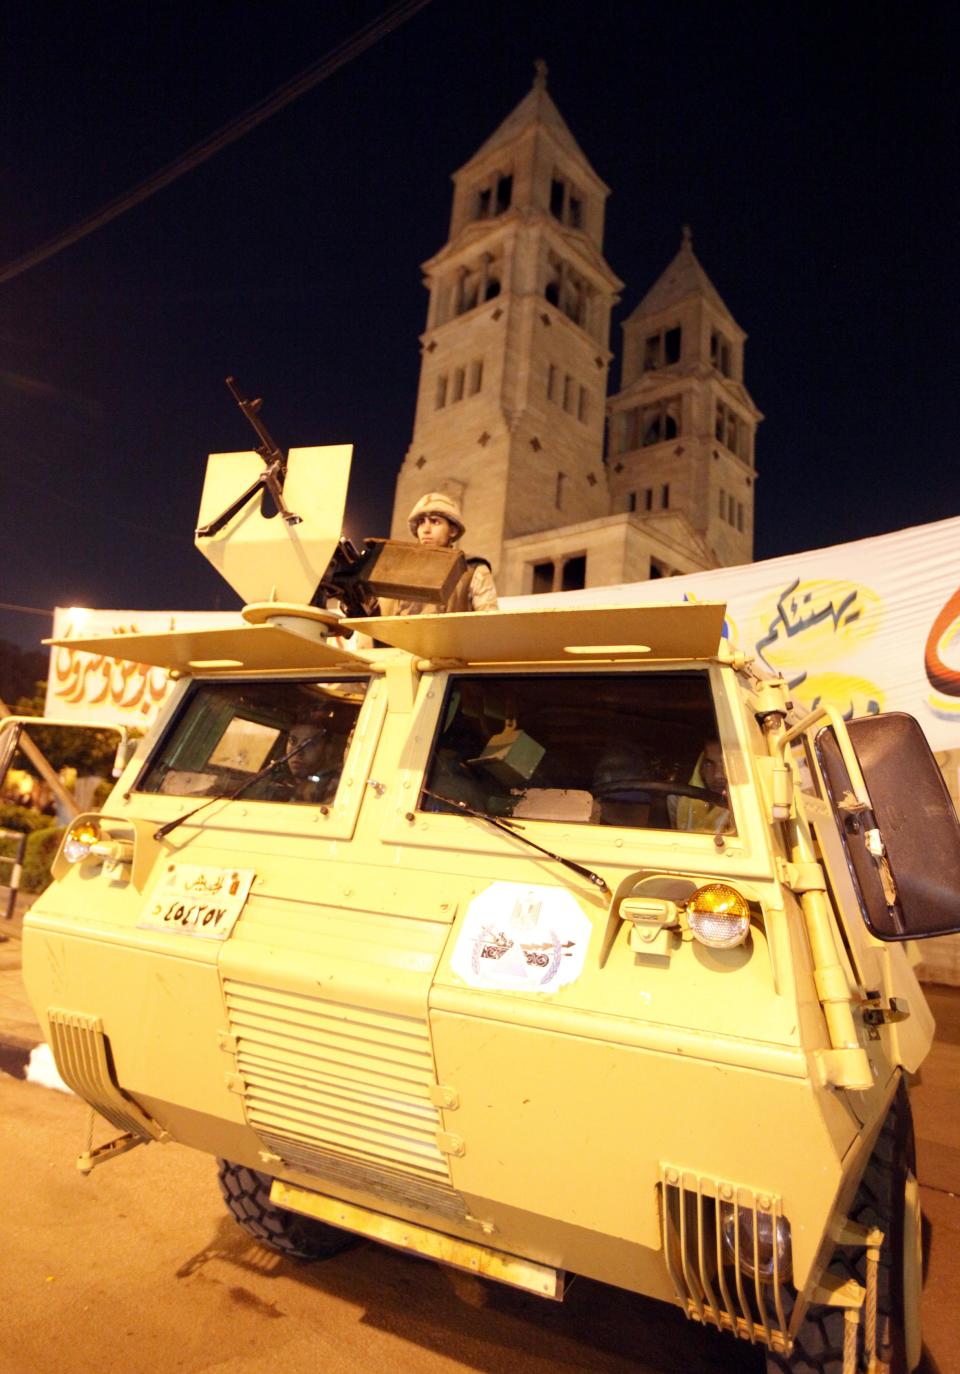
132,673 -> 387,841
377,665 -> 749,860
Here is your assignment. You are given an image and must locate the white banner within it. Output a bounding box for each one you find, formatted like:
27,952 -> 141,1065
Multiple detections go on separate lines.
505,515 -> 960,753
45,516 -> 960,751
45,608 -> 243,727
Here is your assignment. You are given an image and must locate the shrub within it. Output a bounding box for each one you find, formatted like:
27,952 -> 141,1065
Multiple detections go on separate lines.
0,801 -> 52,835
21,827 -> 64,893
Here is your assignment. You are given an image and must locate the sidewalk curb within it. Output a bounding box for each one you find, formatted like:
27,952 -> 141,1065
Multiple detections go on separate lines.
0,1033 -> 70,1091
0,1034 -> 38,1081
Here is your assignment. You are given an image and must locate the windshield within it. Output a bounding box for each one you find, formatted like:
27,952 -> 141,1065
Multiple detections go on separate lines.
421,671 -> 734,835
138,680 -> 367,806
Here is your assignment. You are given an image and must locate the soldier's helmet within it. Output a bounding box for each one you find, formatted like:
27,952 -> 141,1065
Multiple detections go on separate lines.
407,491 -> 466,540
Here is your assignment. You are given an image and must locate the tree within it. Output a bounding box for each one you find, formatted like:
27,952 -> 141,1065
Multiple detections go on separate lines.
0,639 -> 48,706
11,685 -> 120,776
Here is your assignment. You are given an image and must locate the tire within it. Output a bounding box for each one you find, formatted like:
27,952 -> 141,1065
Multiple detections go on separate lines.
766,1080 -> 921,1374
217,1159 -> 355,1261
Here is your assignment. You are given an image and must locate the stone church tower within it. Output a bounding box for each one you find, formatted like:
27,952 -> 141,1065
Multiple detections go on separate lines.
391,67 -> 762,596
607,226 -> 761,570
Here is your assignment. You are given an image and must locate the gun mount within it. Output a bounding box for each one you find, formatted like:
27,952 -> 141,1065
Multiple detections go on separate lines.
193,383 -> 464,616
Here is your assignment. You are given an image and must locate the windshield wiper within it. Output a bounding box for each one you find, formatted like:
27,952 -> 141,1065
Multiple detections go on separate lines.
153,732 -> 326,841
420,787 -> 610,898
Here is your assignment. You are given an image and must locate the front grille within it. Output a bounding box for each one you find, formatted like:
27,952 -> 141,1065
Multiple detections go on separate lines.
223,980 -> 453,1189
660,1166 -> 791,1353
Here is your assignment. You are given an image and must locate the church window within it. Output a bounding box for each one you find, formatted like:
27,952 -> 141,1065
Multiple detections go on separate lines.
578,385 -> 588,422
737,501 -> 744,532
455,254 -> 501,317
661,484 -> 670,509
710,330 -> 732,377
628,491 -> 637,512
531,561 -> 554,595
549,173 -> 585,229
435,375 -> 448,409
547,363 -> 557,400
718,489 -> 725,518
469,359 -> 484,395
452,368 -> 465,402
556,471 -> 567,508
715,401 -> 747,459
544,253 -> 591,328
641,397 -> 681,446
474,172 -> 513,220
563,374 -> 574,412
562,555 -> 586,591
642,327 -> 682,371
644,488 -> 653,511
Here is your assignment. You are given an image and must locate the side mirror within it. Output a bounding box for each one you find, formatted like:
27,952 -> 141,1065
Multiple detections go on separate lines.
815,712 -> 960,941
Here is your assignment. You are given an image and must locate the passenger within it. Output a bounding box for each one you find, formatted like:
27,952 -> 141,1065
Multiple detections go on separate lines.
379,492 -> 498,616
674,739 -> 733,834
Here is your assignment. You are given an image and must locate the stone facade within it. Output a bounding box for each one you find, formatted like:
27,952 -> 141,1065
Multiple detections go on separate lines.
391,65 -> 762,594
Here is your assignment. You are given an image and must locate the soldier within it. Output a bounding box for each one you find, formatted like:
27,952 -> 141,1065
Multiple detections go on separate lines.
673,738 -> 733,834
250,705 -> 344,806
380,492 -> 498,616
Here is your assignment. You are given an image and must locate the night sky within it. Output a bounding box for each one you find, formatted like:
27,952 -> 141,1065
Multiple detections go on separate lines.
2,1 -> 958,651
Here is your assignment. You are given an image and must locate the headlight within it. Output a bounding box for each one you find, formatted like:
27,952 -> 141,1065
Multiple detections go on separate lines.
721,1205 -> 793,1283
686,882 -> 751,948
62,819 -> 102,864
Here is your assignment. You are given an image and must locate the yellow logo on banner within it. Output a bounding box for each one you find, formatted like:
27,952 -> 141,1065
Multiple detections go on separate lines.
791,672 -> 884,719
754,578 -> 881,682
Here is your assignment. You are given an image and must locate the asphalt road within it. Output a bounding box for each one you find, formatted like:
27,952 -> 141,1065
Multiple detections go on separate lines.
2,1074 -> 767,1374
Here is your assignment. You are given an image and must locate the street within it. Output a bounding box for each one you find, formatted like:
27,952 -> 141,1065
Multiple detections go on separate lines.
2,929 -> 957,1374
2,1073 -> 766,1374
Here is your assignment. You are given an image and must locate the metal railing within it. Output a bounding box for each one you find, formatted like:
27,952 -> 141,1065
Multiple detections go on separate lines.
0,826 -> 28,924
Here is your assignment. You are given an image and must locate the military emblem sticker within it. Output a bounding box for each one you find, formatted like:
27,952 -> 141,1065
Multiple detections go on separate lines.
451,882 -> 592,992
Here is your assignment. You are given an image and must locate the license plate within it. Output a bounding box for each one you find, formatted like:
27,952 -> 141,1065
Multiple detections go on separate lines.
138,864 -> 256,940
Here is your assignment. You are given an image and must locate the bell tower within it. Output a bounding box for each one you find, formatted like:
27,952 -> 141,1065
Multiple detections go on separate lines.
607,228 -> 762,567
391,62 -> 623,570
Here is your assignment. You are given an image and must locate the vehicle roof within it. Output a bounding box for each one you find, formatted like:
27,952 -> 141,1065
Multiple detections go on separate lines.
343,602 -> 726,665
47,602 -> 726,674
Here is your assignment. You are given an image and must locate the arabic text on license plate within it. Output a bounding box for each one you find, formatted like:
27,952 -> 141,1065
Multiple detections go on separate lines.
138,865 -> 255,940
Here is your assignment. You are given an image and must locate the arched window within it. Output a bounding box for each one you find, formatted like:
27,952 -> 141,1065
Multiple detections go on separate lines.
544,253 -> 590,328
454,254 -> 501,317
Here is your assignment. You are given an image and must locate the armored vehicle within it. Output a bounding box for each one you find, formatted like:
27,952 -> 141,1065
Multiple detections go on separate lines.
10,439 -> 960,1374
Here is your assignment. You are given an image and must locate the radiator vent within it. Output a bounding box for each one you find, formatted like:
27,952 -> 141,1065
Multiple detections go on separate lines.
223,981 -> 451,1191
256,1130 -> 468,1223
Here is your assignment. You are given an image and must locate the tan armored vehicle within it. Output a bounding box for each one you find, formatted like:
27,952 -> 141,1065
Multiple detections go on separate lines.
8,437 -> 960,1374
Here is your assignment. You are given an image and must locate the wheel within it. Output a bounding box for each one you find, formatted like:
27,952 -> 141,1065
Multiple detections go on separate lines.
217,1159 -> 355,1260
766,1080 -> 922,1373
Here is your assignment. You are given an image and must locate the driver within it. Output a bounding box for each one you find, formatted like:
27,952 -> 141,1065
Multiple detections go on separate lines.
674,739 -> 733,834
255,706 -> 345,806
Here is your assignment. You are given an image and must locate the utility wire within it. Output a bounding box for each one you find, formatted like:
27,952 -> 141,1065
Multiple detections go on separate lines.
0,603 -> 54,619
0,0 -> 433,287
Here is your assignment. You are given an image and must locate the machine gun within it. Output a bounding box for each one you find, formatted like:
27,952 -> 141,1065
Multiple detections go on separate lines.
195,378 -> 466,617
196,377 -> 303,539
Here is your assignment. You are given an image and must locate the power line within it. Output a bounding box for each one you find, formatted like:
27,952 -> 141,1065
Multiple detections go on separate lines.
0,603 -> 54,619
0,0 -> 433,288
